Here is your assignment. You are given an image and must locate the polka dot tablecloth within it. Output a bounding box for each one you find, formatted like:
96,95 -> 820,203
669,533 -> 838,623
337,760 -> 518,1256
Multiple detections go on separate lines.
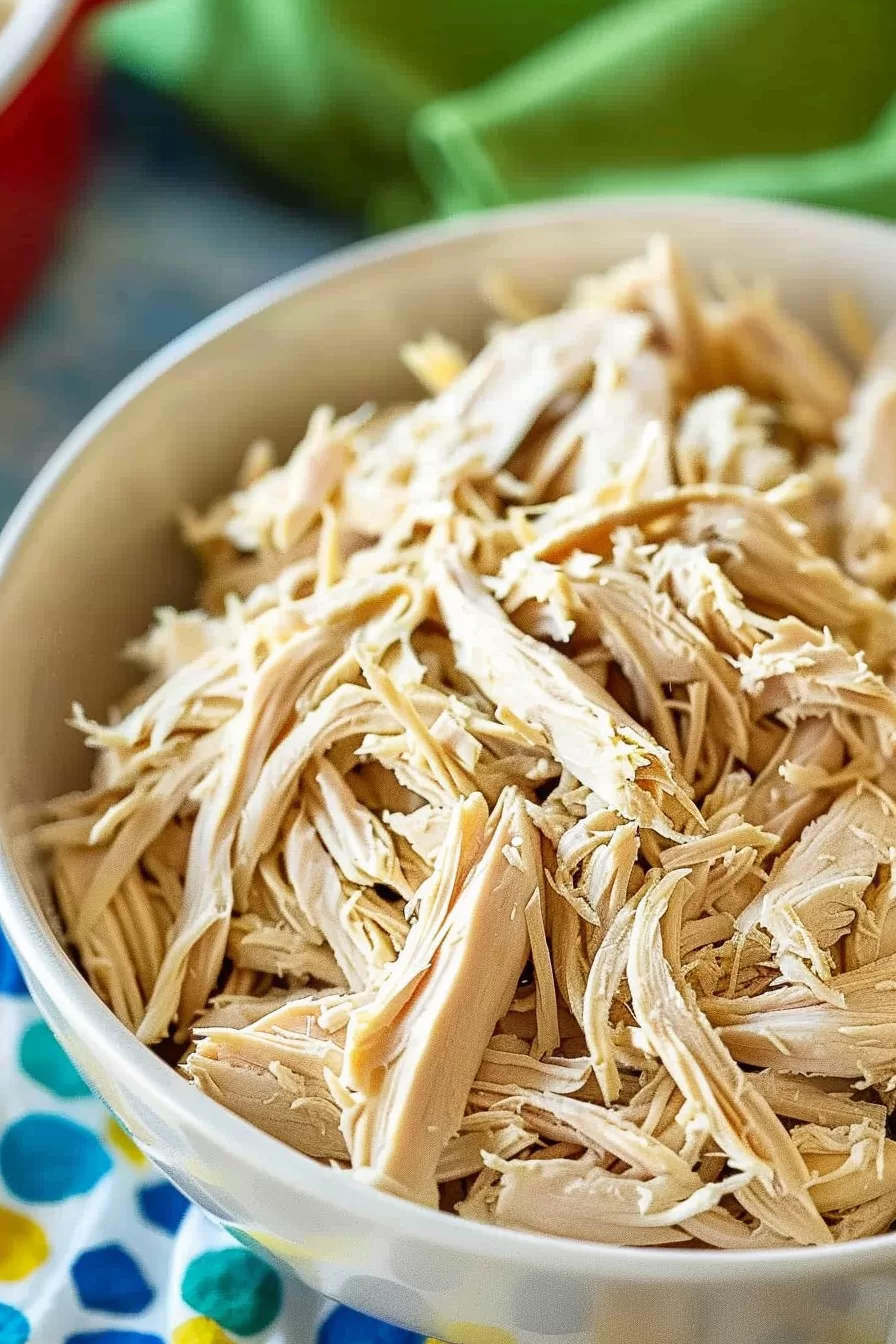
0,925 -> 438,1344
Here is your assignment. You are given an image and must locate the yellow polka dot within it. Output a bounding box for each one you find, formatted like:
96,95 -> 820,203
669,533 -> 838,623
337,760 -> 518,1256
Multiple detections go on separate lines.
0,1206 -> 49,1281
249,1230 -> 295,1256
251,1229 -> 365,1268
440,1324 -> 517,1344
105,1117 -> 146,1166
172,1319 -> 233,1344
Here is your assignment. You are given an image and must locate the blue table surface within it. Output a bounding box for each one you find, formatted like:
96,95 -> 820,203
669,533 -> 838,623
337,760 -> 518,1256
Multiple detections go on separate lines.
0,72 -> 361,524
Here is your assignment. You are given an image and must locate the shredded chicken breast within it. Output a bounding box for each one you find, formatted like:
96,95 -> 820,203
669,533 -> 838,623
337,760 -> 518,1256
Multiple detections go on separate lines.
37,237 -> 896,1249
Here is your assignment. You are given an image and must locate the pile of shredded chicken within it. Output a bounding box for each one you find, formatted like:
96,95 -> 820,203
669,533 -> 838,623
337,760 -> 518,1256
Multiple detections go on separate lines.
36,237 -> 896,1248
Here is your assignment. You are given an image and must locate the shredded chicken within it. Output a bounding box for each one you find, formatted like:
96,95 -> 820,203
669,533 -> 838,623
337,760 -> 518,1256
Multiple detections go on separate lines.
37,236 -> 896,1249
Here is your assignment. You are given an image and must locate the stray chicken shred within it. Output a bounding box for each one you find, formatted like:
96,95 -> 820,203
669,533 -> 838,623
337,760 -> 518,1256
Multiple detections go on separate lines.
38,237 -> 896,1248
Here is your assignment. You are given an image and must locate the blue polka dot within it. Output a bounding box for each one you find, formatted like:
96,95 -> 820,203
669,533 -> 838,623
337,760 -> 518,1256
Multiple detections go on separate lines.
72,1244 -> 154,1314
0,927 -> 27,997
319,1306 -> 423,1344
0,1304 -> 29,1344
1,1114 -> 112,1202
19,1022 -> 91,1098
137,1180 -> 189,1234
65,1335 -> 163,1344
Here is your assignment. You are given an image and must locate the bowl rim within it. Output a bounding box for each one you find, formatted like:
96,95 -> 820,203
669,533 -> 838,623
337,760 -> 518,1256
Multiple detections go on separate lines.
4,193 -> 896,1281
0,0 -> 77,110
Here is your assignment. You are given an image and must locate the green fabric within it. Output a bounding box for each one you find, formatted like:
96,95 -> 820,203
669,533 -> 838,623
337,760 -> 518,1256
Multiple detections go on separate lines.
98,0 -> 896,229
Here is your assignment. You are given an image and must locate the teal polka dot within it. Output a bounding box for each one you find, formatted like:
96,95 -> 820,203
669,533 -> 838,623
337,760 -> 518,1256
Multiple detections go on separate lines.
181,1248 -> 281,1336
19,1022 -> 90,1099
0,1304 -> 29,1344
1,1114 -> 112,1202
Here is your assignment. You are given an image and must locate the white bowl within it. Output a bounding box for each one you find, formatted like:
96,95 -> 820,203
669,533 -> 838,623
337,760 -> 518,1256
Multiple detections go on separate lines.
3,197 -> 896,1344
0,0 -> 78,109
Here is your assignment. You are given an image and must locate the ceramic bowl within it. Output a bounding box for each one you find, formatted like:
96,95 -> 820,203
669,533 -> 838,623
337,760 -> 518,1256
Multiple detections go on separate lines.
0,0 -> 114,329
3,197 -> 896,1344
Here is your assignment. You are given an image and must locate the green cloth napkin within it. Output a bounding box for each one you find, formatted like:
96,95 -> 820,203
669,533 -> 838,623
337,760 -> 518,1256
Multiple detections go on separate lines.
98,0 -> 896,229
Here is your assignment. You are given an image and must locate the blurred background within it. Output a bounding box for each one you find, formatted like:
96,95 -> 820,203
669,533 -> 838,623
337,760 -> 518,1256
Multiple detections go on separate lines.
2,0 -> 896,520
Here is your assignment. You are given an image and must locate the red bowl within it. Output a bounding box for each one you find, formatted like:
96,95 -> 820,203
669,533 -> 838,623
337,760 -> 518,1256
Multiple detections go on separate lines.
0,0 -> 112,331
